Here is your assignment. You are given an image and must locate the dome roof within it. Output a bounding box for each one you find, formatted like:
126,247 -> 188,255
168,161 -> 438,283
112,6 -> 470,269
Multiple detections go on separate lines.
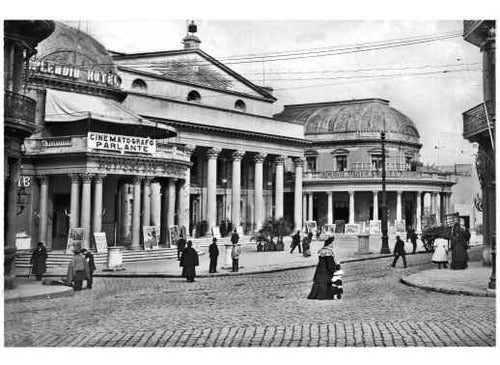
36,22 -> 116,74
275,99 -> 420,140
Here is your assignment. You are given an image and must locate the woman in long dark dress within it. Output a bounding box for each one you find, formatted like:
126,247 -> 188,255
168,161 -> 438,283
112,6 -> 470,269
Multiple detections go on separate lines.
180,241 -> 199,282
30,241 -> 47,281
307,237 -> 338,300
450,223 -> 468,270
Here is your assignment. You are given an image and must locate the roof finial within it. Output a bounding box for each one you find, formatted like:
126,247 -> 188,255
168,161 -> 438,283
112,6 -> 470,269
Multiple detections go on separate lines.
182,20 -> 201,49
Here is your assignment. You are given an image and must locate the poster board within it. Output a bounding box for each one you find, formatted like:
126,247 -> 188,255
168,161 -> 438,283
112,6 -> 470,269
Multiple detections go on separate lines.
66,228 -> 85,254
324,224 -> 336,236
305,221 -> 317,235
143,226 -> 159,250
169,225 -> 179,247
236,226 -> 244,236
369,220 -> 382,235
212,226 -> 221,239
345,224 -> 360,235
334,220 -> 345,234
395,220 -> 406,233
93,232 -> 108,253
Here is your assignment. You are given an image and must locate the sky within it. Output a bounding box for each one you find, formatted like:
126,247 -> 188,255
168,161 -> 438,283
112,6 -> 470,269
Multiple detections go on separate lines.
72,19 -> 483,166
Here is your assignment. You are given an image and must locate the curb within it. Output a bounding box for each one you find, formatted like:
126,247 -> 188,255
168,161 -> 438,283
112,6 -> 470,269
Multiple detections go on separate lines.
5,287 -> 75,303
400,276 -> 496,298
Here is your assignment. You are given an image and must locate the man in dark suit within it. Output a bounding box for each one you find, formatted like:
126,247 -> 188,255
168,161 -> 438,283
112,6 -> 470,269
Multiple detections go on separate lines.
391,235 -> 407,268
209,237 -> 219,273
81,248 -> 96,289
180,241 -> 199,282
177,234 -> 186,260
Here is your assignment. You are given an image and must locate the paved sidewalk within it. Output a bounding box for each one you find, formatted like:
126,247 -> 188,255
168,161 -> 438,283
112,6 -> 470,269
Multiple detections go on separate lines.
6,233 -> 485,301
401,261 -> 495,297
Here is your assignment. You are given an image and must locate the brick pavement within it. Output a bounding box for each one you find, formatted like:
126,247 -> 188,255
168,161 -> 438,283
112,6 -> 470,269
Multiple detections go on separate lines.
4,246 -> 495,347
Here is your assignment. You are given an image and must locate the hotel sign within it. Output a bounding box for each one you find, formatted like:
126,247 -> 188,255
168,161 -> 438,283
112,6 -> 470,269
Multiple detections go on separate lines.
29,58 -> 121,88
88,132 -> 156,154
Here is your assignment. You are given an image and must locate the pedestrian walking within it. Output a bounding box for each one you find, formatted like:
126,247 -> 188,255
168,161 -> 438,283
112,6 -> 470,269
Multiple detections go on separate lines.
177,234 -> 186,260
431,238 -> 448,269
30,241 -> 47,281
407,228 -> 418,254
231,228 -> 239,245
307,239 -> 340,300
290,231 -> 302,254
66,249 -> 89,291
231,242 -> 241,272
302,232 -> 313,257
209,237 -> 219,273
450,223 -> 469,270
81,248 -> 96,289
391,235 -> 407,268
180,241 -> 199,282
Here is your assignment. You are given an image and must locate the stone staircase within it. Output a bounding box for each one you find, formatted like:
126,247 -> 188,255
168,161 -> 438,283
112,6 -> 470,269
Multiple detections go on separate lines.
14,235 -> 253,268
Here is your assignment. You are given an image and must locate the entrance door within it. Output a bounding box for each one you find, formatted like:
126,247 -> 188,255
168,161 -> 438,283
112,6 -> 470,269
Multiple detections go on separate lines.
52,194 -> 70,250
334,201 -> 349,222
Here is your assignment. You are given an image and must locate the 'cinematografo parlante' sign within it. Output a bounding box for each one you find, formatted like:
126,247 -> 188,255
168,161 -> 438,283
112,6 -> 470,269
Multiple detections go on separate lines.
88,132 -> 156,154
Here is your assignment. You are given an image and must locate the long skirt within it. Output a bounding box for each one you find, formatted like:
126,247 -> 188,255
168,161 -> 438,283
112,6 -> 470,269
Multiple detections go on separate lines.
307,281 -> 334,300
182,266 -> 196,278
451,244 -> 468,270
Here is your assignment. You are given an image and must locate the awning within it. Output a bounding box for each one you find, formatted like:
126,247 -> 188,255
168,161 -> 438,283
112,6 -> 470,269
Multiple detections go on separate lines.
44,88 -> 177,138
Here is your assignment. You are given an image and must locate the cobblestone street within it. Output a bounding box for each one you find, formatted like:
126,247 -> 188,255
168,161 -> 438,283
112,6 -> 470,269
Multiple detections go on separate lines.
4,252 -> 495,347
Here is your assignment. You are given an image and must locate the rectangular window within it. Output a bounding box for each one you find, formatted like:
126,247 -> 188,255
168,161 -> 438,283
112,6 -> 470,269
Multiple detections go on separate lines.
335,155 -> 347,171
306,156 -> 317,172
371,155 -> 383,170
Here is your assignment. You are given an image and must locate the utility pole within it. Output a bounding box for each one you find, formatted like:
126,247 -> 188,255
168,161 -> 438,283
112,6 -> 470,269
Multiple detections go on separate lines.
380,131 -> 390,254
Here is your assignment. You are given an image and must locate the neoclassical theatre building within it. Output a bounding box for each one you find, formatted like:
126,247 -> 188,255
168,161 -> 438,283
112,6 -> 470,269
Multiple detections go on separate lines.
14,22 -> 456,251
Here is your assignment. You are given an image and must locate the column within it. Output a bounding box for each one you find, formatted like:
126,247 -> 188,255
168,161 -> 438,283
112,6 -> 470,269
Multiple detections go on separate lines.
275,155 -> 285,219
302,194 -> 307,225
92,174 -> 105,238
231,150 -> 245,227
373,191 -> 379,221
150,182 -> 161,228
38,176 -> 49,245
435,192 -> 441,224
206,148 -> 220,232
327,192 -> 333,224
178,146 -> 194,234
294,158 -> 304,231
348,190 -> 355,224
120,182 -> 130,240
396,191 -> 403,222
131,176 -> 143,249
167,178 -> 177,232
254,152 -> 266,230
69,174 -> 80,228
80,173 -> 93,249
5,158 -> 21,248
308,193 -> 313,221
416,191 -> 422,233
430,191 -> 435,216
142,177 -> 152,227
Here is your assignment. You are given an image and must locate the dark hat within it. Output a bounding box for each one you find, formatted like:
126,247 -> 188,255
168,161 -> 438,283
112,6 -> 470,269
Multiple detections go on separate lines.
212,237 -> 217,243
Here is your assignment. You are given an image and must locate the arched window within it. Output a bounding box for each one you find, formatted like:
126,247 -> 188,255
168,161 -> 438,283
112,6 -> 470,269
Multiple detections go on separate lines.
131,78 -> 147,91
187,90 -> 201,102
234,99 -> 246,111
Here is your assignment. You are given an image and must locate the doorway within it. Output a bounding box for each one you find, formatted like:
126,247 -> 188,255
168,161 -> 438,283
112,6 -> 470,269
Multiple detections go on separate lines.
52,193 -> 70,250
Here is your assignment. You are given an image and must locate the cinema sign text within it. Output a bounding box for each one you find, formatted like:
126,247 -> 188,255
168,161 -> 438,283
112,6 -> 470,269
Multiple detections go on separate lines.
88,132 -> 156,154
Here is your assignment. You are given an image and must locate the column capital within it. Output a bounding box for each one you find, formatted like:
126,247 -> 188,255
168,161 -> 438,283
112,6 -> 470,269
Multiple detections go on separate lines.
132,176 -> 144,185
416,191 -> 422,196
372,190 -> 379,195
254,152 -> 267,163
143,176 -> 153,186
327,191 -> 333,196
168,178 -> 178,185
68,173 -> 80,183
38,175 -> 49,184
348,190 -> 355,195
79,172 -> 95,183
275,155 -> 286,165
183,144 -> 196,156
293,157 -> 305,167
94,173 -> 106,183
396,190 -> 403,195
207,147 -> 222,159
231,150 -> 245,161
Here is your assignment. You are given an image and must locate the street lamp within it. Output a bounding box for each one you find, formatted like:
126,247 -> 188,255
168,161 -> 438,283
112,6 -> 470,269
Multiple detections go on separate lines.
380,131 -> 390,254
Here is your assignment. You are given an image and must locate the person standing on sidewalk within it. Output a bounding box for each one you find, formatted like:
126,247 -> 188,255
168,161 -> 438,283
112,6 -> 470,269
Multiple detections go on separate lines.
391,235 -> 407,268
209,237 -> 219,273
66,249 -> 89,291
231,228 -> 239,245
290,231 -> 302,254
431,238 -> 448,269
407,228 -> 418,254
30,242 -> 47,281
231,242 -> 241,272
302,232 -> 313,257
180,241 -> 199,282
81,248 -> 96,289
176,234 -> 186,260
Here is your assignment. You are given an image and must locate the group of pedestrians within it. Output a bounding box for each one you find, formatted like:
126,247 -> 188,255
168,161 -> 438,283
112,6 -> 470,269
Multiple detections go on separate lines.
290,231 -> 313,257
178,229 -> 242,282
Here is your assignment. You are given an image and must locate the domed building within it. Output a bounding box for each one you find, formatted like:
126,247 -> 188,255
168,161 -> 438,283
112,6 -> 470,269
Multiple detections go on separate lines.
275,98 -> 456,234
18,22 -> 191,251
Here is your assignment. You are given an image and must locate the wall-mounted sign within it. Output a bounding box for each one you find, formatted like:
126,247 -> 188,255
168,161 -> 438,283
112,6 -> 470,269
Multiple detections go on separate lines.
29,58 -> 121,88
88,132 -> 156,154
17,176 -> 31,188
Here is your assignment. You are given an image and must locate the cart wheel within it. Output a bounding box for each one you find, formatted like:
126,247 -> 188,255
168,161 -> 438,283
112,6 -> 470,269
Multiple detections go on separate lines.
422,237 -> 434,252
